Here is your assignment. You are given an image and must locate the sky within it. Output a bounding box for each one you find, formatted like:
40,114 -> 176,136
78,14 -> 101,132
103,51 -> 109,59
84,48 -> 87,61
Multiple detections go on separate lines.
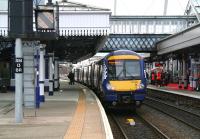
51,0 -> 189,16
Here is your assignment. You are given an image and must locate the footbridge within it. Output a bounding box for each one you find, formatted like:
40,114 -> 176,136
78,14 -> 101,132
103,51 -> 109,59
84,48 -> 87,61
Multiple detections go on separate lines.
101,15 -> 197,52
0,2 -> 198,61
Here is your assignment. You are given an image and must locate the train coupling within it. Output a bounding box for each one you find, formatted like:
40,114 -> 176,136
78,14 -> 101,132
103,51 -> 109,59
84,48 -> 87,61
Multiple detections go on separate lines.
122,96 -> 131,103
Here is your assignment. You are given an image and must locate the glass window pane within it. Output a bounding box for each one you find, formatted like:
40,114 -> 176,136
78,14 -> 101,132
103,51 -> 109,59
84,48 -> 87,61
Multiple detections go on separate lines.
125,60 -> 140,77
108,59 -> 141,80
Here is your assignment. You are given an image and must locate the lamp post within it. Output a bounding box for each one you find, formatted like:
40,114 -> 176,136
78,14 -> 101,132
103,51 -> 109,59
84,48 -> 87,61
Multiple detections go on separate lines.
163,0 -> 168,15
114,0 -> 117,15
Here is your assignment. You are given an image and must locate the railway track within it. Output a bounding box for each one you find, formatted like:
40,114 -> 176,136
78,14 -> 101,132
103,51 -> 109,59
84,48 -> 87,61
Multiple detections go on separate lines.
107,110 -> 169,139
137,113 -> 170,139
107,113 -> 128,139
144,97 -> 200,131
0,102 -> 14,116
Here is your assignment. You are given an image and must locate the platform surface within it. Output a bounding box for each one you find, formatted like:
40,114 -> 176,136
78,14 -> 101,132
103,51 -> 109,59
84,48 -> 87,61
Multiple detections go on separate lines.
147,84 -> 200,99
0,81 -> 112,139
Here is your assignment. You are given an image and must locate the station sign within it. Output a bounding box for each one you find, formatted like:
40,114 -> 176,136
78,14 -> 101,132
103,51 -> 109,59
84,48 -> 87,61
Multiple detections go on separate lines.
15,58 -> 23,73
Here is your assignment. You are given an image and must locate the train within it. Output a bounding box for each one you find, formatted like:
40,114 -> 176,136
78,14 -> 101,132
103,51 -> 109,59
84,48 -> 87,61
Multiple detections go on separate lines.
74,50 -> 147,108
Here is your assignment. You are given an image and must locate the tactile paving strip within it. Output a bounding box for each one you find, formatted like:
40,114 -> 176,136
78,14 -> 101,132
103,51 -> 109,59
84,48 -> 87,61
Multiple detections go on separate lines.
64,91 -> 86,139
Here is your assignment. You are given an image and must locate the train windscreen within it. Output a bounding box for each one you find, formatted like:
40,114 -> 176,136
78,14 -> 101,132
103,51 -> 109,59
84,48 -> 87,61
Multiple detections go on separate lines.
108,60 -> 140,80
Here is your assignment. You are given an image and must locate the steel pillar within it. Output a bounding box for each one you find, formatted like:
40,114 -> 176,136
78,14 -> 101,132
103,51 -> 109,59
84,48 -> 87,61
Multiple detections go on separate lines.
183,55 -> 188,89
39,45 -> 45,102
48,53 -> 54,96
178,59 -> 182,88
15,38 -> 23,123
54,57 -> 59,90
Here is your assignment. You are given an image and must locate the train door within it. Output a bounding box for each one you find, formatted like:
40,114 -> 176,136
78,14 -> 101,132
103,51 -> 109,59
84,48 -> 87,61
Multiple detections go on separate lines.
80,68 -> 83,83
88,65 -> 91,86
99,65 -> 103,92
83,67 -> 85,84
83,67 -> 86,84
86,67 -> 88,85
97,64 -> 102,92
91,64 -> 95,88
77,69 -> 80,82
74,69 -> 76,81
94,65 -> 98,88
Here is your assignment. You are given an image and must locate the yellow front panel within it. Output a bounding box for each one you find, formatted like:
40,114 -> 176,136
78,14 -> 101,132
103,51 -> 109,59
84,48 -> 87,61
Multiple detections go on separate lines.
109,80 -> 141,92
108,55 -> 140,60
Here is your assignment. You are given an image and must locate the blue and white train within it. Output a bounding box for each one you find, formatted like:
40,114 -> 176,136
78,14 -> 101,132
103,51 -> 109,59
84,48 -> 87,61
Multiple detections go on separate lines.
74,50 -> 147,108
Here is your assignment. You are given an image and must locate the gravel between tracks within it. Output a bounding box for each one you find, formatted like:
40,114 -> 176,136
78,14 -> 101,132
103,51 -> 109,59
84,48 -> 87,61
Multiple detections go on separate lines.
108,110 -> 161,139
137,105 -> 200,139
145,98 -> 200,130
107,114 -> 126,139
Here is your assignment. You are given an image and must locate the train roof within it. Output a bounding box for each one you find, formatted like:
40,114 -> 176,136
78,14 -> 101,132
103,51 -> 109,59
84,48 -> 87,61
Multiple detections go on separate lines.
74,50 -> 143,67
105,50 -> 142,59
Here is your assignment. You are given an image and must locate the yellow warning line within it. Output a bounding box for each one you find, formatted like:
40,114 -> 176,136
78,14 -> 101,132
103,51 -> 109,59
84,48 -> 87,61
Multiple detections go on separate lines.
64,91 -> 86,139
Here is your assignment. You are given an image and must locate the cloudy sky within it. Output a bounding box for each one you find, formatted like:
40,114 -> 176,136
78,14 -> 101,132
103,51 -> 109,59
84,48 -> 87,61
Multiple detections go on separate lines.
51,0 -> 189,15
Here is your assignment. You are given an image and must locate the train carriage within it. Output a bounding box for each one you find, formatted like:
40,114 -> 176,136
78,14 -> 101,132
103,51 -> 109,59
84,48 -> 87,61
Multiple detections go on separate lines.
74,50 -> 147,108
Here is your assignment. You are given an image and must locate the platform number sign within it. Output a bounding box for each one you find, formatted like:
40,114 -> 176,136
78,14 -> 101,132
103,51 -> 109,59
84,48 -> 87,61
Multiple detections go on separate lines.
15,58 -> 23,73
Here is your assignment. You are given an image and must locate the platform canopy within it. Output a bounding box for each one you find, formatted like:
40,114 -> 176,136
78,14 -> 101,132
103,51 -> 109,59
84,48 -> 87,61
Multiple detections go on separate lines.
44,0 -> 110,62
157,23 -> 200,55
0,0 -> 110,62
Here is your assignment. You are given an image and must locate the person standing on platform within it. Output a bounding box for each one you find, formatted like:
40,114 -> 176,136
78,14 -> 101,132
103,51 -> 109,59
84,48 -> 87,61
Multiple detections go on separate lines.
71,72 -> 75,85
151,71 -> 155,85
157,70 -> 162,87
68,72 -> 75,85
162,71 -> 166,86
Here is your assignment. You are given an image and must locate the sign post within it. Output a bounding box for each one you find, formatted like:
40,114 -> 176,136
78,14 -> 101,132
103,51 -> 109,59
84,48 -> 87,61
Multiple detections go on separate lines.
15,38 -> 23,123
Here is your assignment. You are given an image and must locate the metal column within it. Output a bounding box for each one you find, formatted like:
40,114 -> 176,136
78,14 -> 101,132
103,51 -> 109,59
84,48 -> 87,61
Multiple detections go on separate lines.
54,57 -> 59,91
178,59 -> 182,88
48,53 -> 54,96
15,38 -> 23,123
39,45 -> 45,102
183,56 -> 187,89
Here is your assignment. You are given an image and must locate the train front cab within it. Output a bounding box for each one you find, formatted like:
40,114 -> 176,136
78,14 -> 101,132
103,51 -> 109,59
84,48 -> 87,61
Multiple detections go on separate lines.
101,52 -> 147,107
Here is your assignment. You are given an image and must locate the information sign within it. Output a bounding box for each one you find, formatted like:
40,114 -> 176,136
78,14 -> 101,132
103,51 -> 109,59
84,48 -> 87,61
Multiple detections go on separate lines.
15,58 -> 23,73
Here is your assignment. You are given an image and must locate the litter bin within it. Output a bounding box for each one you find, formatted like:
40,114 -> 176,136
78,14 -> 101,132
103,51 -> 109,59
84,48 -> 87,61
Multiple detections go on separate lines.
0,78 -> 8,93
1,85 -> 7,93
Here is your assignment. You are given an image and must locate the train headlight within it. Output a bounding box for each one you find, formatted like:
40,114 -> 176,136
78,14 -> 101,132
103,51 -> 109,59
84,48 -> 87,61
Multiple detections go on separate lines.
139,83 -> 145,89
106,83 -> 115,90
